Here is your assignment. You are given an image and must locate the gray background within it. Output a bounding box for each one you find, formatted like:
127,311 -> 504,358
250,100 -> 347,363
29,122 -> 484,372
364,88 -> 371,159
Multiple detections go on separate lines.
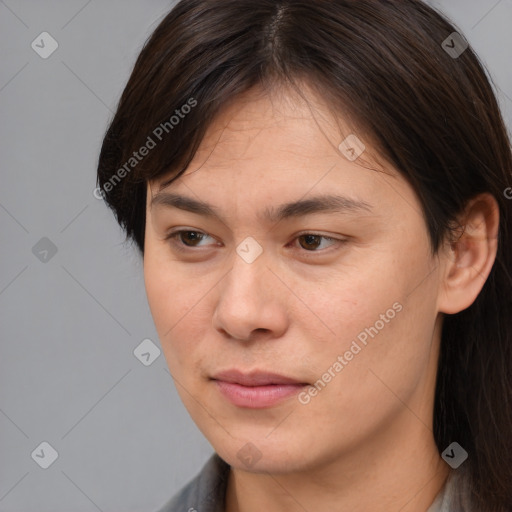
0,1 -> 511,511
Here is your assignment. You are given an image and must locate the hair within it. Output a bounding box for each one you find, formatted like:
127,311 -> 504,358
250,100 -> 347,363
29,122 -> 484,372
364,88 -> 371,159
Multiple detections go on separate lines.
96,0 -> 512,509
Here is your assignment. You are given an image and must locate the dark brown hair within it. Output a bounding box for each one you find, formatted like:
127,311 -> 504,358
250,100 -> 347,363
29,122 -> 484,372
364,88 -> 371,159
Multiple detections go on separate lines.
97,0 -> 512,509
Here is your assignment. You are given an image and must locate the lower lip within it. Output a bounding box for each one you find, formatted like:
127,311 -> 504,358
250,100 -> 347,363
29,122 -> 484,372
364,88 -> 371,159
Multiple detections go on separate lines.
214,380 -> 306,408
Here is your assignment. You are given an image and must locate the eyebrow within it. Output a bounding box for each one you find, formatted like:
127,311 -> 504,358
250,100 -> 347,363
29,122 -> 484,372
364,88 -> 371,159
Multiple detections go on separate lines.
150,191 -> 373,224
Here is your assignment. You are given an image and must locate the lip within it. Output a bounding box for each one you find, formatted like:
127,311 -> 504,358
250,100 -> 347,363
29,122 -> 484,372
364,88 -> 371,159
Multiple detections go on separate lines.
211,369 -> 308,408
211,369 -> 306,386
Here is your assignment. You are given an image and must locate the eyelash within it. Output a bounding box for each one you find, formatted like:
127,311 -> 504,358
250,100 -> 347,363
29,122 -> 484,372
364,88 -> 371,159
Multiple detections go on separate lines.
164,229 -> 347,256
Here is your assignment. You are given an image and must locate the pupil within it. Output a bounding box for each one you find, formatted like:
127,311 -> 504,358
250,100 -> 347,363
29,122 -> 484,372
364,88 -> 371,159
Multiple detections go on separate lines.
302,235 -> 320,250
184,231 -> 201,245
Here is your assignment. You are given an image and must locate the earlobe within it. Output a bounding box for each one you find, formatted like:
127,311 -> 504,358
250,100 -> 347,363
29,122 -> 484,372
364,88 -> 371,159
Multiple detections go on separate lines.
438,193 -> 499,315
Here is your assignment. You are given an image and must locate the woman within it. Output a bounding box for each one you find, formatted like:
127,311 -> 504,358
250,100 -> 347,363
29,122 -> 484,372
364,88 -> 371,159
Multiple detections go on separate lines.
96,1 -> 512,510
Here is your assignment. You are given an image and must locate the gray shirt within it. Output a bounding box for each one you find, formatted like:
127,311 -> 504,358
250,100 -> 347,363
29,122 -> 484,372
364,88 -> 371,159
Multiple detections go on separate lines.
154,453 -> 471,512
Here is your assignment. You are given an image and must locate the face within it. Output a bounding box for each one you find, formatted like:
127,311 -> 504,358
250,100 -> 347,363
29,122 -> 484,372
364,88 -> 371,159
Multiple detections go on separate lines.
143,86 -> 445,474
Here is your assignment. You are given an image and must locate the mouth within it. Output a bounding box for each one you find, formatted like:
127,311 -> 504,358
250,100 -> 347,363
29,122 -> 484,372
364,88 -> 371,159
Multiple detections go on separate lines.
210,369 -> 309,408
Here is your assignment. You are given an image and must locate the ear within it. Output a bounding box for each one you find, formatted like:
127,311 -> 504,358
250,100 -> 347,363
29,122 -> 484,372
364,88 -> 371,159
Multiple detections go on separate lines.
438,193 -> 500,315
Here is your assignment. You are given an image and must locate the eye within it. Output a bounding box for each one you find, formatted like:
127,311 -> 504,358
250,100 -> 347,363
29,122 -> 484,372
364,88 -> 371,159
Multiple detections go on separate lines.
291,233 -> 342,252
165,230 -> 217,250
165,229 -> 346,255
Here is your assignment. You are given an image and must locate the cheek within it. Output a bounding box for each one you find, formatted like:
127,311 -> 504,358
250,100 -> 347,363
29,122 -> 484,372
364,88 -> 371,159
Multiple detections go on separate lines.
143,245 -> 211,371
144,230 -> 190,324
336,277 -> 437,410
306,243 -> 435,374
145,272 -> 194,338
301,259 -> 404,344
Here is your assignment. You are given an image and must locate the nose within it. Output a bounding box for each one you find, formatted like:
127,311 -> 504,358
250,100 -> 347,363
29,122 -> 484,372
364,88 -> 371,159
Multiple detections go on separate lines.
212,250 -> 289,342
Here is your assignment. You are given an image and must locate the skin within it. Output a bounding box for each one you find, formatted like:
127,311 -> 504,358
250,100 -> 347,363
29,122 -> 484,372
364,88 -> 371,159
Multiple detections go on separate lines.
143,85 -> 499,512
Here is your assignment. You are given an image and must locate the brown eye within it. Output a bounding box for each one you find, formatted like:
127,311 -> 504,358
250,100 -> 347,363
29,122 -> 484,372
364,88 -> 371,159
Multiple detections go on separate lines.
165,230 -> 215,250
298,234 -> 324,251
177,231 -> 206,247
295,234 -> 339,252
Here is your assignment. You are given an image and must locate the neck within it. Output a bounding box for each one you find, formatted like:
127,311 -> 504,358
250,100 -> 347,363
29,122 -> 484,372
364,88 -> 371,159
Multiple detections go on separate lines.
224,414 -> 450,512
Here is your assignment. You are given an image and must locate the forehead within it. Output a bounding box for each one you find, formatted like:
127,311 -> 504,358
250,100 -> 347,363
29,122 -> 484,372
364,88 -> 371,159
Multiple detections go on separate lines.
180,85 -> 365,166
147,85 -> 405,220
161,86 -> 391,174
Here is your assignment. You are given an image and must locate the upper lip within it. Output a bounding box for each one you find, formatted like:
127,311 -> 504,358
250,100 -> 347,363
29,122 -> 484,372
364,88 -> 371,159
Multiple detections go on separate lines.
211,369 -> 307,386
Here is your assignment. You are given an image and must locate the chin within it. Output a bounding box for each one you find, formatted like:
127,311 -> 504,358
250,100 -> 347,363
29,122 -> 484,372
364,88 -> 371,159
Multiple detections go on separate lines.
212,436 -> 317,474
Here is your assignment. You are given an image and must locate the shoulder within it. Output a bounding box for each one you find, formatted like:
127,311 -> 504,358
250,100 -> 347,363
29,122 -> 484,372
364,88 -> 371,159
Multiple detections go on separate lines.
153,452 -> 230,512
